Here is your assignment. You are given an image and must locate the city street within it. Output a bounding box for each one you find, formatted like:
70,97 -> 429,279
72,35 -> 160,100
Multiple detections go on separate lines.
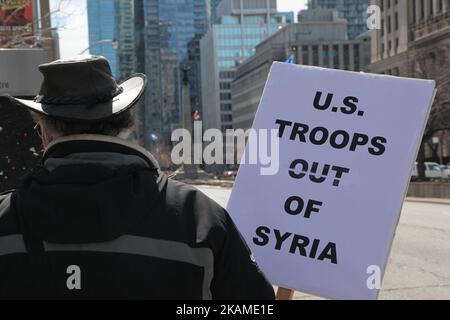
197,186 -> 450,300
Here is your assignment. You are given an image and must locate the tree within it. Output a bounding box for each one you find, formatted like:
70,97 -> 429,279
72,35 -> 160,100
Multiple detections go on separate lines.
408,41 -> 450,180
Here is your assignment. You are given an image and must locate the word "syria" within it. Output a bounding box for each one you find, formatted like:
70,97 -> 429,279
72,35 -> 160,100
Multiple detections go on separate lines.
254,227 -> 337,264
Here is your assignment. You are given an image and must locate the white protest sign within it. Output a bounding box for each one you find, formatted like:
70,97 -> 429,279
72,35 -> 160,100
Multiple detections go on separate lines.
227,62 -> 436,300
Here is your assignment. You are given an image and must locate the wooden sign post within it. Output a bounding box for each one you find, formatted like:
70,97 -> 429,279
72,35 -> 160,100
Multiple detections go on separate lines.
276,287 -> 295,300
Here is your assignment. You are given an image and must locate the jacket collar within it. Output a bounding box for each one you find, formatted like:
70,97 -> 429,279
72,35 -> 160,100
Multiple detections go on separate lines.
43,134 -> 160,170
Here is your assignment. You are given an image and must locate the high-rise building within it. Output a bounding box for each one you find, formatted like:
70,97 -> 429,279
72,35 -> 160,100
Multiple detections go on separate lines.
200,0 -> 282,132
367,0 -> 450,80
133,0 -> 211,149
115,0 -> 135,81
232,10 -> 371,131
306,0 -> 370,39
87,0 -> 118,76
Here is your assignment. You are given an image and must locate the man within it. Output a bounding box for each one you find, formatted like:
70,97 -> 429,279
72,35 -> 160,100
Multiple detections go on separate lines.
0,55 -> 275,300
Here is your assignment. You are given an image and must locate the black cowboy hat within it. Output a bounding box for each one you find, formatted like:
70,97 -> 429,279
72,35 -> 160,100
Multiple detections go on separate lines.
0,55 -> 147,122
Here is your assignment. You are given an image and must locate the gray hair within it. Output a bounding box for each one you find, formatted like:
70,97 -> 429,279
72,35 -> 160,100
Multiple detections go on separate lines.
31,111 -> 135,138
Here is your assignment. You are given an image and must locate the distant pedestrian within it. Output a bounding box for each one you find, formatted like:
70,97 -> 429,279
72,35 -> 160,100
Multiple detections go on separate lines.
0,55 -> 274,300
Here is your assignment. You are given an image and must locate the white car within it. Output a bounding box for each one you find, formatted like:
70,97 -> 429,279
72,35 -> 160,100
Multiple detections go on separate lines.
411,162 -> 447,179
439,165 -> 450,178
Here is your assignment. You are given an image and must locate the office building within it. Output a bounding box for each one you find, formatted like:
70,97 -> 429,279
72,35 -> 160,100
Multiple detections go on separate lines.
306,0 -> 370,39
115,0 -> 135,80
232,12 -> 371,131
200,0 -> 283,132
367,0 -> 450,161
87,0 -> 118,76
132,0 -> 210,149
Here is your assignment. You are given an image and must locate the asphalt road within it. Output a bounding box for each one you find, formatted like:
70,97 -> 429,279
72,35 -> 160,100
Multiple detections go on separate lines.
197,186 -> 450,300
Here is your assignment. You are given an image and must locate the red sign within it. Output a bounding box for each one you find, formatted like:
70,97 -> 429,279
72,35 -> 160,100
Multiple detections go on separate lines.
0,0 -> 34,46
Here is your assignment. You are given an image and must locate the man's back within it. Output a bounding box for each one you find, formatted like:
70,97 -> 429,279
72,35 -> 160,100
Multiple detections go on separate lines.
0,136 -> 275,300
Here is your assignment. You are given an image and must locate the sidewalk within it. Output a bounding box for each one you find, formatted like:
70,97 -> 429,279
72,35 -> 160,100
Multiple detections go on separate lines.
405,197 -> 450,205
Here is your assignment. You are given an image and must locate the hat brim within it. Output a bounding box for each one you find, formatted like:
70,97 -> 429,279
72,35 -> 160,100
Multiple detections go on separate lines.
2,74 -> 147,122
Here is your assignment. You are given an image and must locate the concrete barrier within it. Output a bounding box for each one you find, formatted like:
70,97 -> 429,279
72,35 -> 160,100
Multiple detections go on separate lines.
407,182 -> 450,199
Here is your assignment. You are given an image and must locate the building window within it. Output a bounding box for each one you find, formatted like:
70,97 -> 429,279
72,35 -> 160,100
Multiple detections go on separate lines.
220,93 -> 232,101
421,0 -> 425,20
333,45 -> 339,68
322,45 -> 329,67
219,71 -> 236,79
218,60 -> 236,68
354,44 -> 360,71
387,16 -> 391,33
243,16 -> 265,24
221,103 -> 232,111
220,82 -> 231,90
343,44 -> 350,70
221,114 -> 233,122
302,45 -> 309,65
221,16 -> 240,24
312,45 -> 319,66
394,12 -> 398,31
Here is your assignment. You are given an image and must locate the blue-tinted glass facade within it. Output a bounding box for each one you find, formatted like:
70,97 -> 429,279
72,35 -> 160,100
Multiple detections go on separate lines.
87,0 -> 118,76
203,13 -> 282,131
115,0 -> 135,81
134,0 -> 210,148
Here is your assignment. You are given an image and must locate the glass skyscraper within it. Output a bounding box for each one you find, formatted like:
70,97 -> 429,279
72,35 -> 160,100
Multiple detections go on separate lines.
132,0 -> 210,149
200,0 -> 282,132
307,0 -> 370,39
115,0 -> 135,81
87,0 -> 118,76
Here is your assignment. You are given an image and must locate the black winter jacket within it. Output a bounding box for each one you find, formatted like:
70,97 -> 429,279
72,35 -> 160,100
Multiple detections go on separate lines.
0,135 -> 274,300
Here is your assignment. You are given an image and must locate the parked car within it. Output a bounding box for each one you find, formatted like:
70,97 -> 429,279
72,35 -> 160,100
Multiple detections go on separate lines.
411,162 -> 448,179
439,165 -> 450,178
